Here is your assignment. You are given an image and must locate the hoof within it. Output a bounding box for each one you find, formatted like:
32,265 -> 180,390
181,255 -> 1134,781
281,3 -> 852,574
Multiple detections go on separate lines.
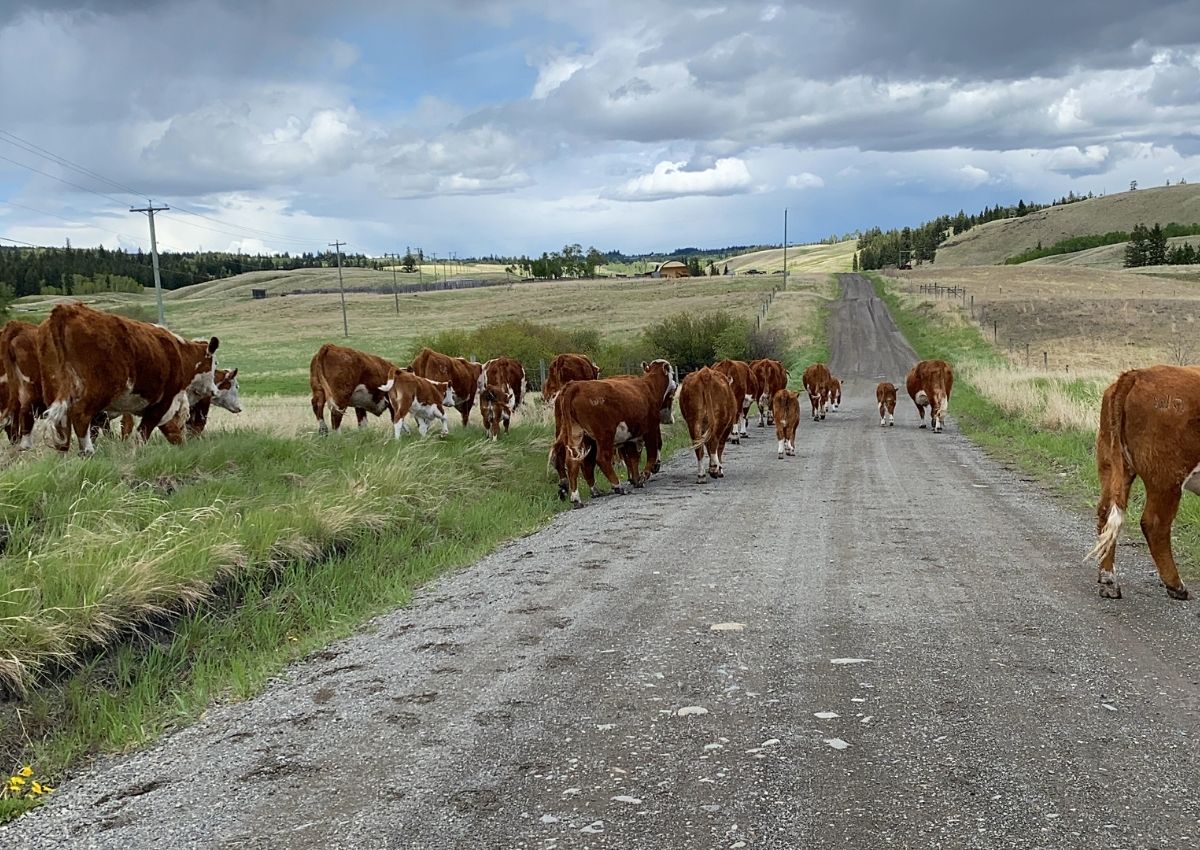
651,461 -> 662,474
919,423 -> 927,429
777,452 -> 784,459
716,469 -> 724,478
632,480 -> 645,489
1098,583 -> 1123,600
571,500 -> 585,510
730,437 -> 740,445
1166,585 -> 1190,601
612,485 -> 629,496
889,421 -> 895,427
708,468 -> 720,479
696,475 -> 706,484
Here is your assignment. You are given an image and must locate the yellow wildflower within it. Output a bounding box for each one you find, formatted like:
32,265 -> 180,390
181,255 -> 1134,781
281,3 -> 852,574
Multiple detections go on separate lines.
31,782 -> 44,795
18,766 -> 32,778
9,775 -> 25,788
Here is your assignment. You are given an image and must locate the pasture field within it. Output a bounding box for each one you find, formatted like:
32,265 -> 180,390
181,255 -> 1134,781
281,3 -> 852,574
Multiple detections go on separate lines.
0,269 -> 831,820
871,272 -> 1200,584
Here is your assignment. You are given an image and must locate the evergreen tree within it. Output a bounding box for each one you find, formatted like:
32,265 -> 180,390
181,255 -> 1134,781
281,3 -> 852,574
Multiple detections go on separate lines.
1148,224 -> 1168,265
1124,224 -> 1150,267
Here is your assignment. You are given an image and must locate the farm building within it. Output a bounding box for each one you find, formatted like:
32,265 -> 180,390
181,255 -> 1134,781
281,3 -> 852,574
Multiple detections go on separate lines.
653,260 -> 689,278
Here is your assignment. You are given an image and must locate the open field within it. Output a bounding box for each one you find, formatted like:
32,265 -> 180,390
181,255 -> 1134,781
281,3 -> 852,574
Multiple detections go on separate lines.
722,239 -> 855,274
10,271 -> 825,396
935,183 -> 1200,267
896,264 -> 1200,371
1026,234 -> 1200,268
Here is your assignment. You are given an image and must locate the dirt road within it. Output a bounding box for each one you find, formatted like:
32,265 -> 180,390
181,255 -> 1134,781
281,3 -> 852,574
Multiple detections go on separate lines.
6,274 -> 1199,849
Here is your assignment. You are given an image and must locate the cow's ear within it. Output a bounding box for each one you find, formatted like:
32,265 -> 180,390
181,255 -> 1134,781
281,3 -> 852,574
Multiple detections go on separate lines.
379,378 -> 395,392
227,368 -> 238,380
207,336 -> 219,354
726,375 -> 734,385
641,361 -> 650,372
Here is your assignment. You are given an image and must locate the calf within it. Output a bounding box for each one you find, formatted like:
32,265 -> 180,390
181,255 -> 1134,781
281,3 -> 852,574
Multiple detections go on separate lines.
550,359 -> 677,507
310,343 -> 398,433
829,377 -> 843,412
378,368 -> 453,438
772,389 -> 800,459
0,319 -> 41,448
410,347 -> 482,427
479,356 -> 527,411
678,366 -> 738,483
712,358 -> 757,441
478,384 -> 513,440
802,363 -> 833,421
1088,366 -> 1200,601
121,367 -> 243,440
906,359 -> 954,433
542,353 -> 600,402
876,381 -> 897,427
751,358 -> 788,427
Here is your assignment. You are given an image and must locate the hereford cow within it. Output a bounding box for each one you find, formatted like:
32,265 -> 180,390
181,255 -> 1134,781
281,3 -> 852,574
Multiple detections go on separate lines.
679,366 -> 738,483
1088,365 -> 1200,601
750,358 -> 788,427
310,343 -> 399,434
377,368 -> 452,439
1,320 -> 41,447
712,358 -> 758,441
478,384 -> 513,440
550,359 -> 677,507
42,303 -> 219,455
772,389 -> 801,459
802,363 -> 834,421
542,353 -> 600,402
906,359 -> 954,433
876,381 -> 897,427
478,356 -> 527,411
829,377 -> 843,412
410,347 -> 482,427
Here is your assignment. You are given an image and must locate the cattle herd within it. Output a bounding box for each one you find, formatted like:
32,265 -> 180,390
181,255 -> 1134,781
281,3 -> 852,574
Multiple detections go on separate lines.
7,301 -> 1197,606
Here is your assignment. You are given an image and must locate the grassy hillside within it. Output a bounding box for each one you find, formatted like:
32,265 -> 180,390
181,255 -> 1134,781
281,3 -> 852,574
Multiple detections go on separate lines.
935,183 -> 1200,267
1027,235 -> 1200,268
723,240 -> 855,274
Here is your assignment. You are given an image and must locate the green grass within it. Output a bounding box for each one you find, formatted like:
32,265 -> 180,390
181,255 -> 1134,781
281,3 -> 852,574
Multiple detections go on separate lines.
1004,222 -> 1200,264
870,272 -> 1200,583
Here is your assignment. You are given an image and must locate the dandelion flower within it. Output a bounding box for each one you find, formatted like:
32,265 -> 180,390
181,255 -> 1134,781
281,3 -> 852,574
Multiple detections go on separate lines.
18,766 -> 32,778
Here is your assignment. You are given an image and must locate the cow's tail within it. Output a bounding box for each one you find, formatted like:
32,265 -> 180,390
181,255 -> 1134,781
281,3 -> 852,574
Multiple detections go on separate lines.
1086,370 -> 1137,564
43,309 -> 75,428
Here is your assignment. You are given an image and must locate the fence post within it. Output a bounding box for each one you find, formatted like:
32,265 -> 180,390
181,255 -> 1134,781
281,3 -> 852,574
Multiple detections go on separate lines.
993,320 -> 998,342
539,359 -> 546,389
1043,351 -> 1048,368
970,294 -> 974,316
1025,342 -> 1030,366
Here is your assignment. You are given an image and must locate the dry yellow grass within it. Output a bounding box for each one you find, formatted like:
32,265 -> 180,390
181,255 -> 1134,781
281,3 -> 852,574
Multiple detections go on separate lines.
895,265 -> 1200,371
957,362 -> 1109,433
723,240 -> 855,274
935,183 -> 1200,267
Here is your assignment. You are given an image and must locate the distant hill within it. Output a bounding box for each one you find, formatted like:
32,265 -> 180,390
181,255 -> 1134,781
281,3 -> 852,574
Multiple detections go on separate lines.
935,183 -> 1200,267
724,240 -> 855,274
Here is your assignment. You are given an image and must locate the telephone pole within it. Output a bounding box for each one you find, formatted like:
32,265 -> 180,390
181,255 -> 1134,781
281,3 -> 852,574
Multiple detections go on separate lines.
131,200 -> 169,325
388,252 -> 400,314
782,208 -> 788,290
329,240 -> 348,337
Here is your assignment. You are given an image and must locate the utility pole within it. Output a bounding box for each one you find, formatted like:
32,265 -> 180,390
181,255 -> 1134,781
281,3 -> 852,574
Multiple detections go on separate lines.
131,200 -> 169,325
782,208 -> 788,289
389,252 -> 399,314
329,240 -> 348,337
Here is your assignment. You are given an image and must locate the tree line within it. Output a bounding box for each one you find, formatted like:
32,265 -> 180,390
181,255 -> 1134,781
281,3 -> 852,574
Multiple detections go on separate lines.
1124,223 -> 1200,267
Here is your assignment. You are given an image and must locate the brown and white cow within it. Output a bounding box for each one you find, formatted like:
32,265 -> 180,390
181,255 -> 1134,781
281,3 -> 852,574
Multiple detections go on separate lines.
802,363 -> 834,421
712,358 -> 758,441
377,368 -> 452,439
42,303 -> 219,455
679,366 -> 738,483
772,389 -> 801,459
750,358 -> 788,427
478,384 -> 513,440
906,359 -> 954,433
478,355 -> 527,412
828,377 -> 843,412
550,359 -> 677,507
122,367 -> 242,440
310,343 -> 399,434
542,353 -> 600,402
1088,365 -> 1200,601
410,347 -> 482,427
876,381 -> 897,427
1,319 -> 42,448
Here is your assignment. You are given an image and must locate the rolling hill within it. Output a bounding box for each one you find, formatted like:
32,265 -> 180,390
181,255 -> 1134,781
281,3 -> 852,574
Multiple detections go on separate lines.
935,183 -> 1200,267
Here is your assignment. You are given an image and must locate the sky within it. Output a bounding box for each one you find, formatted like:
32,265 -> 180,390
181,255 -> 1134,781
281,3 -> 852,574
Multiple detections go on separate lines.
1,0 -> 1199,257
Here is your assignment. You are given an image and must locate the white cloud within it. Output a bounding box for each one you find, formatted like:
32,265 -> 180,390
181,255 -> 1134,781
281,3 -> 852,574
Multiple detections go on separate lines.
786,172 -> 825,190
607,157 -> 754,201
957,164 -> 991,187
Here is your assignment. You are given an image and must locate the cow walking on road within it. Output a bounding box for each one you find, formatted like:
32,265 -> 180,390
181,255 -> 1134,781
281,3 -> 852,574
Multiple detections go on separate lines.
750,358 -> 788,427
679,366 -> 738,483
772,389 -> 801,459
906,359 -> 954,433
876,381 -> 897,427
802,363 -> 833,421
712,358 -> 757,442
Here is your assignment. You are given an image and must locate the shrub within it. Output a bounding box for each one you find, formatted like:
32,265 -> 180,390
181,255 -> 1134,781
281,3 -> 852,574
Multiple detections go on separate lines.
642,311 -> 747,374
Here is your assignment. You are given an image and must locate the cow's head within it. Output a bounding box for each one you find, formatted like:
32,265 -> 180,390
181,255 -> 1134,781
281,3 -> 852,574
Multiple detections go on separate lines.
187,336 -> 221,400
213,368 -> 242,414
642,359 -> 678,424
478,385 -> 512,441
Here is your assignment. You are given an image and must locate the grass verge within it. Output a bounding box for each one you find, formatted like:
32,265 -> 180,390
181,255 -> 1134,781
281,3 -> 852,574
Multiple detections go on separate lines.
869,273 -> 1200,584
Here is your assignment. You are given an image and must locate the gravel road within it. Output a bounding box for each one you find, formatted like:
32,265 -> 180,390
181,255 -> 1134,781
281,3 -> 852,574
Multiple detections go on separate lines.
5,274 -> 1199,850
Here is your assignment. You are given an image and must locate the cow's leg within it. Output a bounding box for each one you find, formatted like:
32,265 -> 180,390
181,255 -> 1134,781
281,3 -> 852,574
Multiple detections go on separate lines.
914,401 -> 927,428
888,404 -> 896,427
311,388 -> 329,435
438,409 -> 450,437
330,406 -> 345,432
391,398 -> 413,440
566,446 -> 584,508
618,443 -> 643,489
694,441 -> 706,484
879,402 -> 886,426
595,444 -> 626,495
355,408 -> 368,429
708,432 -> 722,478
741,402 -> 751,436
1141,486 -> 1189,600
777,435 -> 785,459
457,401 -> 471,428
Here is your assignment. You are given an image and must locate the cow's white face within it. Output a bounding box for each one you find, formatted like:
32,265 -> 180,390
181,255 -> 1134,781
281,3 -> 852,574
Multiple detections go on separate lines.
213,369 -> 242,414
440,382 -> 456,407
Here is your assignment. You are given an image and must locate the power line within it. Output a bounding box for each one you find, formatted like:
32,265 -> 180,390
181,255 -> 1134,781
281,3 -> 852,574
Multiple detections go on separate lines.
0,235 -> 40,247
0,198 -> 157,250
0,130 -> 146,199
0,152 -> 130,208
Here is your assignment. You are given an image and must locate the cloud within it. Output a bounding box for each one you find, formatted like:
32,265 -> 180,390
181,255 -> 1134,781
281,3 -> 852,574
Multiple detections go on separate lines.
786,172 -> 825,190
956,165 -> 991,187
607,158 -> 754,201
1040,144 -> 1113,176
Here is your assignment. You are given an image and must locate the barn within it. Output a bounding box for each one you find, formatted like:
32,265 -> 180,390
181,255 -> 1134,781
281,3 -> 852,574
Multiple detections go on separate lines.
653,260 -> 689,279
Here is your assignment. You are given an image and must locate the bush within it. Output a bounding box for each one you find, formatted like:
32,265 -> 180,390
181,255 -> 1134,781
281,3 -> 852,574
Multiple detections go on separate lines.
747,326 -> 789,361
642,311 -> 748,374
